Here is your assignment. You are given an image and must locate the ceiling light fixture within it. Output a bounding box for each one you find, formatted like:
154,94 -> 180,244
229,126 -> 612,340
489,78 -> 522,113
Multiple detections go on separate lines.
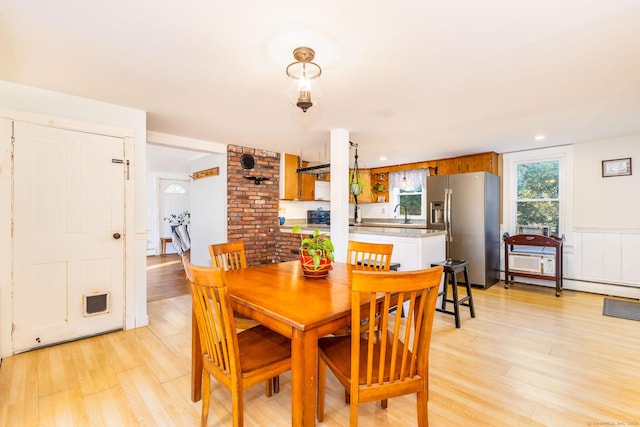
286,47 -> 322,112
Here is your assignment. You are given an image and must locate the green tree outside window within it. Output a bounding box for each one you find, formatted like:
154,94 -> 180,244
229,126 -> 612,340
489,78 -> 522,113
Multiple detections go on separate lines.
516,161 -> 560,234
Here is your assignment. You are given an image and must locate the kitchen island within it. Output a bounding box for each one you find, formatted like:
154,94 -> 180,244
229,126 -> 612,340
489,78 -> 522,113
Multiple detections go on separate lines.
281,223 -> 446,271
348,226 -> 446,271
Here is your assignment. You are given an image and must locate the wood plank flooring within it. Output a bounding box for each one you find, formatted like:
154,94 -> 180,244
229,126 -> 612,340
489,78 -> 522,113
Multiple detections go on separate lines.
2,276 -> 640,426
146,254 -> 190,302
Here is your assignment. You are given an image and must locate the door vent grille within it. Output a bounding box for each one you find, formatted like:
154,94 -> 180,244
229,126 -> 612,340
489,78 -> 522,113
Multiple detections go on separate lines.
84,293 -> 110,316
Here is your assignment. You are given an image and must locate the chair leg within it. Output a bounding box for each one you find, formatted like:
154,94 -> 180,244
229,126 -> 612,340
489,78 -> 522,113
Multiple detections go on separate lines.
416,390 -> 428,427
265,380 -> 272,397
273,375 -> 280,394
232,383 -> 243,427
201,372 -> 211,427
345,389 -> 350,403
350,397 -> 359,427
317,358 -> 326,422
381,398 -> 388,409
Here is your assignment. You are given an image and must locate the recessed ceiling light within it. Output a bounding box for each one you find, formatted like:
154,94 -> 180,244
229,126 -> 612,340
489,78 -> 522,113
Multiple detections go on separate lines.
534,135 -> 546,141
379,156 -> 387,161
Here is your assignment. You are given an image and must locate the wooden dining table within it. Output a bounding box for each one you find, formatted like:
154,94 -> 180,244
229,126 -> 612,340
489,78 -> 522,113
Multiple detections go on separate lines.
190,260 -> 358,427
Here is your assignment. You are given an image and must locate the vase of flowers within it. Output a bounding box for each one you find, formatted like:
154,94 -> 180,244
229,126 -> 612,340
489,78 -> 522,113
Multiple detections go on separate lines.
164,211 -> 190,233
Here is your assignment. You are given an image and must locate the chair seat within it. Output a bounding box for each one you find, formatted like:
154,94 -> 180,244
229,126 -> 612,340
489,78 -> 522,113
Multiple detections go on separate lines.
319,333 -> 415,384
237,325 -> 291,373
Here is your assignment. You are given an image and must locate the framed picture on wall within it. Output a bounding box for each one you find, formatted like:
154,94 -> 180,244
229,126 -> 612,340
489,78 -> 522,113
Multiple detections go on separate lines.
602,158 -> 632,177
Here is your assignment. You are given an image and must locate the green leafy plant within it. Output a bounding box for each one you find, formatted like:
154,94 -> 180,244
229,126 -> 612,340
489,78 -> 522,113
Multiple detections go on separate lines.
291,226 -> 335,270
372,182 -> 385,192
164,210 -> 191,226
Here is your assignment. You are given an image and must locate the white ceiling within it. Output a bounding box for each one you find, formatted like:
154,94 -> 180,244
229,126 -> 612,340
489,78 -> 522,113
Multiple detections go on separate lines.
2,1 -> 640,168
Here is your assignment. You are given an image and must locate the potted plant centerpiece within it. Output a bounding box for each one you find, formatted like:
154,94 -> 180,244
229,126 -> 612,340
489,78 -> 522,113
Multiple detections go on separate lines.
291,226 -> 335,278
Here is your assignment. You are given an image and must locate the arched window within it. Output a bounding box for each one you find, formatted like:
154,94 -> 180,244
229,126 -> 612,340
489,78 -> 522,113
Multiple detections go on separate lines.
165,184 -> 186,194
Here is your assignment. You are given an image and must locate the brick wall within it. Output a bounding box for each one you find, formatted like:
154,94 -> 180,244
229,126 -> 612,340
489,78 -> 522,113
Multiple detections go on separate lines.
226,145 -> 317,265
275,232 -> 302,262
227,145 -> 281,266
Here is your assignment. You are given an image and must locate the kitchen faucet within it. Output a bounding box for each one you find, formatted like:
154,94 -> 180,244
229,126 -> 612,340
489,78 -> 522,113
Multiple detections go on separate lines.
393,203 -> 410,224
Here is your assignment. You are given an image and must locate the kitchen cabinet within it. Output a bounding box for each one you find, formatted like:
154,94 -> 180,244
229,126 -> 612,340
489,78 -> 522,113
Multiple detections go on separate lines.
371,171 -> 389,203
350,169 -> 373,203
299,161 -> 316,200
436,158 -> 460,175
434,152 -> 499,175
280,154 -> 321,201
459,152 -> 499,174
280,153 -> 299,200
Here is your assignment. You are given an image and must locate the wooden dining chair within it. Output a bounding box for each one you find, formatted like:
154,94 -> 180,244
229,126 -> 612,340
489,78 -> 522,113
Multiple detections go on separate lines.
333,240 -> 395,340
208,241 -> 259,330
182,258 -> 292,427
207,241 -> 282,396
209,240 -> 247,271
346,240 -> 394,271
317,266 -> 444,427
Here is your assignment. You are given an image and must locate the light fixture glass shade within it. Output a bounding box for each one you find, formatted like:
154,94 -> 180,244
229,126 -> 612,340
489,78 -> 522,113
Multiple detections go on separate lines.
286,47 -> 321,112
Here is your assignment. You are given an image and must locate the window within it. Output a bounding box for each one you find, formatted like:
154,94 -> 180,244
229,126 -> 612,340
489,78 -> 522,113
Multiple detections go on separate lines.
390,170 -> 427,218
516,160 -> 559,234
165,184 -> 187,194
503,146 -> 573,239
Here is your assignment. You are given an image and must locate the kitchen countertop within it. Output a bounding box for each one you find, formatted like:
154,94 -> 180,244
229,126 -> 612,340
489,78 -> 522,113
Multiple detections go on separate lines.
279,223 -> 445,238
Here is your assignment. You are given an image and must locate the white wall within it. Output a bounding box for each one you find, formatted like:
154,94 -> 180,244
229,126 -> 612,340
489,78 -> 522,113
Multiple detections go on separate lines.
502,135 -> 640,298
0,80 -> 147,357
574,135 -> 639,229
569,135 -> 640,297
279,200 -> 330,220
189,154 -> 228,266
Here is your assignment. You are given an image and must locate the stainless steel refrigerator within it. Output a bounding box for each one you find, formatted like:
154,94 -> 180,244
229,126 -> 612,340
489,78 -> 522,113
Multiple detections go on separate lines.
427,172 -> 500,288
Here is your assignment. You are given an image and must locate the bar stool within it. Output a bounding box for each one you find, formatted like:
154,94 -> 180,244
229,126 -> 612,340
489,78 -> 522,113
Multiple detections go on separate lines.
431,259 -> 475,328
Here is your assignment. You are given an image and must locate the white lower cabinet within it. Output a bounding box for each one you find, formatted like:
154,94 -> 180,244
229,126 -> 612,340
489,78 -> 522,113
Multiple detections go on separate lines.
348,231 -> 447,312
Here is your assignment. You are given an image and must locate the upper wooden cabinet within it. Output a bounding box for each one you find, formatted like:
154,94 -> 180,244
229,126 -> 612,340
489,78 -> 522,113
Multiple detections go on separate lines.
433,152 -> 499,175
280,154 -> 321,200
299,161 -> 316,200
458,152 -> 499,174
350,169 -> 373,203
280,153 -> 299,200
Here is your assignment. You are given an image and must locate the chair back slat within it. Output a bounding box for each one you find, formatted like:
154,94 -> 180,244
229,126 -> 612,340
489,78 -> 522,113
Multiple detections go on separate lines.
351,266 -> 443,390
347,241 -> 393,271
209,241 -> 248,271
183,259 -> 240,382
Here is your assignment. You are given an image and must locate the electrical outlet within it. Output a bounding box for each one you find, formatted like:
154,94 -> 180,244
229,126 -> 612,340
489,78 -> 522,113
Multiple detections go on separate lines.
381,207 -> 386,214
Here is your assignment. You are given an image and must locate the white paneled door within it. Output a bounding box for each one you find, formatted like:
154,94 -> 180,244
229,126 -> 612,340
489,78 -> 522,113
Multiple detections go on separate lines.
159,178 -> 190,254
12,122 -> 125,353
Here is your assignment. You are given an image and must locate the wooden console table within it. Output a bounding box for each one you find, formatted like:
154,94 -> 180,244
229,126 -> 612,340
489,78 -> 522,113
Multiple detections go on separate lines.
160,237 -> 172,255
503,234 -> 564,296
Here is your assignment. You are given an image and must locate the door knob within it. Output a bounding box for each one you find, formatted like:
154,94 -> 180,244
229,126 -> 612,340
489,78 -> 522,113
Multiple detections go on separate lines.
113,233 -> 121,239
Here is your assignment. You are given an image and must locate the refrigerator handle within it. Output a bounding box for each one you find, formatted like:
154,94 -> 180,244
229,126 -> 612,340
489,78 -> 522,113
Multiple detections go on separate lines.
447,188 -> 453,243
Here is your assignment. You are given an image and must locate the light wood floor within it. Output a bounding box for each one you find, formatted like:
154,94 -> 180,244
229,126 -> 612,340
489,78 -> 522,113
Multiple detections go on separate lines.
146,254 -> 190,302
2,278 -> 640,426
